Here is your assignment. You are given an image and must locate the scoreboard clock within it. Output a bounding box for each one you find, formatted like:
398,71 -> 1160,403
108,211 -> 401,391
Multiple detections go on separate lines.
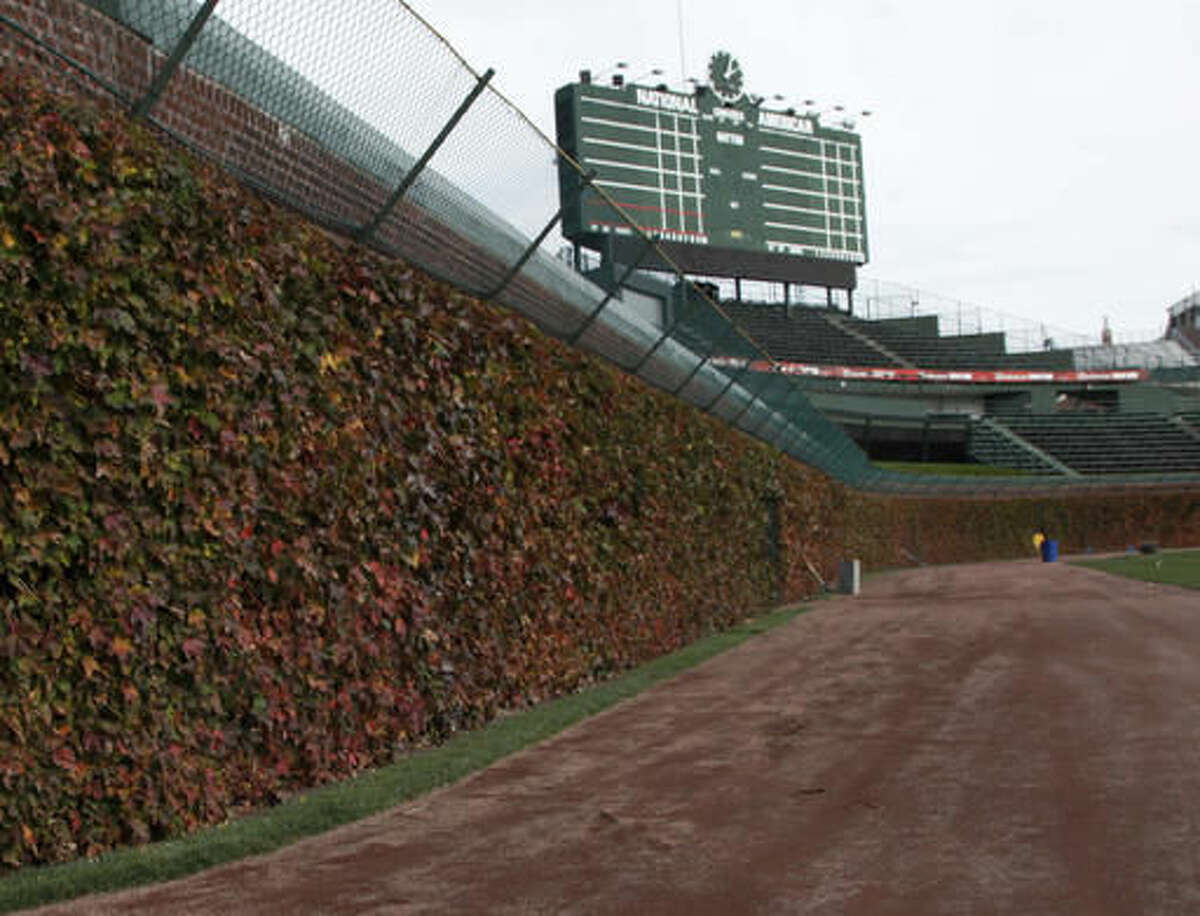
555,52 -> 868,289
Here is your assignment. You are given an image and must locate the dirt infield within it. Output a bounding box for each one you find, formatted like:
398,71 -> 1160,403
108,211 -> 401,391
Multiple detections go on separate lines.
36,559 -> 1200,914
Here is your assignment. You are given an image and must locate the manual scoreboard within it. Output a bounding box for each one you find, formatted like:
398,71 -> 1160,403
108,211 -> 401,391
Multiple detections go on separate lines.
555,55 -> 868,286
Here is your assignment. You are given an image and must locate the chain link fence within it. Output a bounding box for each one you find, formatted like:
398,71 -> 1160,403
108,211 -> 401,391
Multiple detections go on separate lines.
2,0 -> 1198,494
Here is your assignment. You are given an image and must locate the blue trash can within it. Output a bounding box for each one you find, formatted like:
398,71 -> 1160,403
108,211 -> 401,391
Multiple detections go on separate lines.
1041,539 -> 1059,562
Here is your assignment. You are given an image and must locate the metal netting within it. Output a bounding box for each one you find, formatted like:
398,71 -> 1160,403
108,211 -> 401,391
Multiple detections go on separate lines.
2,0 -> 1197,495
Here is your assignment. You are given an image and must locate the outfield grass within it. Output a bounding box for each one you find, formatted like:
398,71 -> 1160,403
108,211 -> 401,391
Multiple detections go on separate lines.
0,602 -> 810,913
874,461 -> 1031,477
1072,549 -> 1200,589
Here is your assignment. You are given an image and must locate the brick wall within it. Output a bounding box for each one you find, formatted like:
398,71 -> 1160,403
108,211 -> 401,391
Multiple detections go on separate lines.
0,0 -> 522,299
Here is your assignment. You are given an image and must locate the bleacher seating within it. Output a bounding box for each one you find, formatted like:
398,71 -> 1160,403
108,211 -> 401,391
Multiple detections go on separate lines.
985,412 -> 1200,475
840,315 -> 1074,370
966,419 -> 1065,474
713,304 -> 893,367
698,302 -> 1080,372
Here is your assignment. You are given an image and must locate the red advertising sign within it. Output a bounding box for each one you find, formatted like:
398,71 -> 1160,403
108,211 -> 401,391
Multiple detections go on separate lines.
710,358 -> 1147,385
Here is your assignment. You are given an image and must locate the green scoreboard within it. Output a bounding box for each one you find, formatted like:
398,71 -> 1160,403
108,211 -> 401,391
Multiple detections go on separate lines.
555,53 -> 868,289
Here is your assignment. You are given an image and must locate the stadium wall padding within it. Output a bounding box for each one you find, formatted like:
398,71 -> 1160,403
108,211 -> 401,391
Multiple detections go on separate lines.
2,69 -> 1199,871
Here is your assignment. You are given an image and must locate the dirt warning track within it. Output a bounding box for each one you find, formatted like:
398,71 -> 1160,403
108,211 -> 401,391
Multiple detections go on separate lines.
40,559 -> 1200,914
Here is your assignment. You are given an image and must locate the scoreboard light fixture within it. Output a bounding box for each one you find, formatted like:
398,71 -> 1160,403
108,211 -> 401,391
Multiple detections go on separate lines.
633,67 -> 665,83
592,61 -> 628,82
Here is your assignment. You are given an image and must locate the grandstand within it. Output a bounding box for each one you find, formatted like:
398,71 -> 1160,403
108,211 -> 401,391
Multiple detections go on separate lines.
565,221 -> 1200,478
712,305 -> 1079,371
628,273 -> 1200,476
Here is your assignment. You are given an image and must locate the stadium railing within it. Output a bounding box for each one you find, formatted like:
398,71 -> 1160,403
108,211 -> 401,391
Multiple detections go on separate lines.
2,0 -> 1198,494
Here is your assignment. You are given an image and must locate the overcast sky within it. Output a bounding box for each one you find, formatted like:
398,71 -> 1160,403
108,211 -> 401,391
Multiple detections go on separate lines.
406,0 -> 1198,341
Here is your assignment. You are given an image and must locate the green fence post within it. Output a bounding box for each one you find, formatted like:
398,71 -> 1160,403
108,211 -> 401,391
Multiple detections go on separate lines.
727,370 -> 774,428
671,350 -> 713,397
487,170 -> 596,300
702,344 -> 765,414
567,233 -> 657,346
670,307 -> 746,398
131,0 -> 221,120
629,273 -> 689,374
752,384 -> 804,440
356,68 -> 496,243
704,368 -> 748,415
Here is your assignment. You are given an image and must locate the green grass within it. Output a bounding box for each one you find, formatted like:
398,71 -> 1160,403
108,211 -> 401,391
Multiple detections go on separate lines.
0,602 -> 810,913
873,461 -> 1031,477
1072,549 -> 1200,589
